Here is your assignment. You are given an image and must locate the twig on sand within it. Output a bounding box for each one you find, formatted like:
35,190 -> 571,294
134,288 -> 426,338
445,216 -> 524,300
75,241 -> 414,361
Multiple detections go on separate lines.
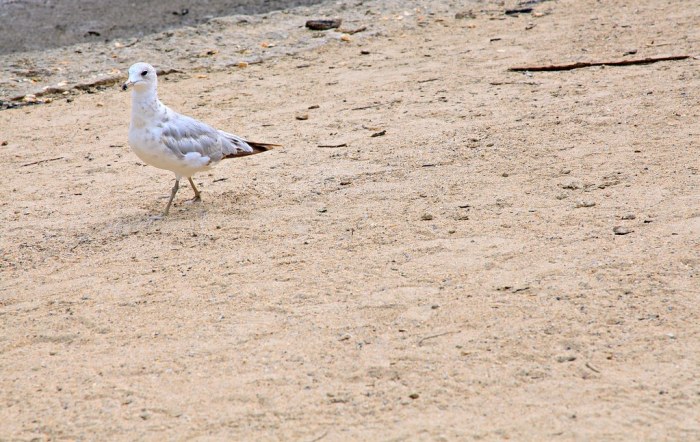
351,104 -> 380,111
350,99 -> 401,111
21,156 -> 64,167
338,26 -> 367,35
308,431 -> 328,442
489,81 -> 541,86
585,362 -> 601,373
11,68 -> 181,102
418,330 -> 459,347
509,55 -> 690,72
317,143 -> 347,148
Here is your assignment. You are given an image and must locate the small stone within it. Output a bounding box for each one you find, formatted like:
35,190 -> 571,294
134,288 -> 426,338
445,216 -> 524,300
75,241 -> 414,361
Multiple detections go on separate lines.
621,214 -> 636,220
306,19 -> 342,31
613,226 -> 632,235
575,201 -> 596,208
501,172 -> 509,177
1,141 -> 7,146
561,181 -> 581,190
421,213 -> 434,221
556,355 -> 576,363
408,393 -> 420,399
308,104 -> 320,109
338,333 -> 352,341
317,207 -> 327,213
237,61 -> 249,68
340,34 -> 351,42
296,113 -> 309,120
455,10 -> 476,19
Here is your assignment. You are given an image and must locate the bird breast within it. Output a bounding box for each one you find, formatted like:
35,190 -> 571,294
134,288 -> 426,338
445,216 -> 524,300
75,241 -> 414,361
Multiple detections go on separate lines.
129,124 -> 173,168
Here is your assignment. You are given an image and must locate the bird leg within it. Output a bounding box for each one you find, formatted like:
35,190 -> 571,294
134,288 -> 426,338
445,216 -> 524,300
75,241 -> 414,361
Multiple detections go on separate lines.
187,177 -> 202,202
163,178 -> 180,216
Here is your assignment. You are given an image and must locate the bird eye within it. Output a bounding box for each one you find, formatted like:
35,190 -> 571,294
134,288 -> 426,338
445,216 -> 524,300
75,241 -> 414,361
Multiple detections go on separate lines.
141,70 -> 148,76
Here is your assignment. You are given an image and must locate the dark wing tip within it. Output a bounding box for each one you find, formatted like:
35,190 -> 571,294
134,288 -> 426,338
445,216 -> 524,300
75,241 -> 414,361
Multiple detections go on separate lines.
247,141 -> 280,153
221,140 -> 279,159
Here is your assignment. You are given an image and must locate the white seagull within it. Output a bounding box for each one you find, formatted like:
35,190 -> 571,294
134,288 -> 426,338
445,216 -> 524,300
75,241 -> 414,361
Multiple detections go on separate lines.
122,62 -> 276,216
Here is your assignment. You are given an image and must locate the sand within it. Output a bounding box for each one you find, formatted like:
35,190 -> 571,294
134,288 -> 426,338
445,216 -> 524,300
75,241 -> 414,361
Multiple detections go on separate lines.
1,0 -> 699,439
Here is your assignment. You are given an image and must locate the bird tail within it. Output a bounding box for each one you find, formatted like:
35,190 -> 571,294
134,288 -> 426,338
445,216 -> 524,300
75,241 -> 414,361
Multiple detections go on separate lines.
246,140 -> 279,154
220,131 -> 279,159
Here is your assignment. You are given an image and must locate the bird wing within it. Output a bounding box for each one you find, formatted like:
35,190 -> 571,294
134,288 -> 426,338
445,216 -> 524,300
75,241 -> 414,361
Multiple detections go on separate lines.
160,111 -> 224,163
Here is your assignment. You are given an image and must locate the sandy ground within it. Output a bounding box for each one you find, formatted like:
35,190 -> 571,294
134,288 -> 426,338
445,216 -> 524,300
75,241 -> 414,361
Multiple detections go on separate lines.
1,0 -> 699,440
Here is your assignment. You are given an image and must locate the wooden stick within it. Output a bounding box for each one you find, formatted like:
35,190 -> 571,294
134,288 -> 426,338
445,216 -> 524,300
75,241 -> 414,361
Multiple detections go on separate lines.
21,156 -> 64,167
509,55 -> 690,72
12,68 -> 181,101
338,26 -> 367,35
418,330 -> 459,347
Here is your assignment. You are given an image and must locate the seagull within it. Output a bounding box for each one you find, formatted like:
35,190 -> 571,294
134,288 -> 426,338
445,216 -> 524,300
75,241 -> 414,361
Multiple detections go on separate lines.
122,62 -> 276,216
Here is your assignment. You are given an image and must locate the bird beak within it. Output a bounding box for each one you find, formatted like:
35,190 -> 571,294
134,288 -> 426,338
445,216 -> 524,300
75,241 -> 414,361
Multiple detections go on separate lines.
121,80 -> 133,91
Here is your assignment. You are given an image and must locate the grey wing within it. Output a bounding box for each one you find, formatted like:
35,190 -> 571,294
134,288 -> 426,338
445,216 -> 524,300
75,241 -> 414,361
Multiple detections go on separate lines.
161,111 -> 225,162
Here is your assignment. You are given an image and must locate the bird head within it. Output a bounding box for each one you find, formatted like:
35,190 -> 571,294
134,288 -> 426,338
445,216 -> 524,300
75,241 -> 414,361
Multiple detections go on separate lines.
122,62 -> 157,92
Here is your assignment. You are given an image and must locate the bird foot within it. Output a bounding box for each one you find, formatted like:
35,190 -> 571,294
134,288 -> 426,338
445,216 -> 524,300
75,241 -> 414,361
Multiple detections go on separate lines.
185,195 -> 201,204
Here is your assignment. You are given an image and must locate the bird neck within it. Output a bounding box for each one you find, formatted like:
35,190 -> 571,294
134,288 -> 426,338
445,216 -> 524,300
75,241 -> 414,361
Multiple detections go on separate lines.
130,88 -> 162,124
